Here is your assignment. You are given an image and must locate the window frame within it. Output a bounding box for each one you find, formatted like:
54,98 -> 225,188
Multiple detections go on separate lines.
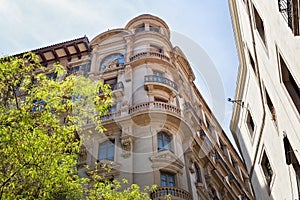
252,4 -> 266,46
104,77 -> 118,90
278,52 -> 300,114
98,139 -> 115,161
260,150 -> 274,188
157,132 -> 172,152
160,171 -> 176,187
246,110 -> 255,137
195,164 -> 202,183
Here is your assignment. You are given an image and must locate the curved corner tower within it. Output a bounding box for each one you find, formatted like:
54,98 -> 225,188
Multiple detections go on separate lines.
26,14 -> 254,200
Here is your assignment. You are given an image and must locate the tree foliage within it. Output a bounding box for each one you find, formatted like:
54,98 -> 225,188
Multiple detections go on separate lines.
0,53 -> 153,199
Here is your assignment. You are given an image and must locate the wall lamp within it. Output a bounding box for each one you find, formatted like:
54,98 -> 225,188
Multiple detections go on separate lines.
227,98 -> 244,107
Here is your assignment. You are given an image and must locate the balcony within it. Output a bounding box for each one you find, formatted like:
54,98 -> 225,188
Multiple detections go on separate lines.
278,0 -> 299,35
129,101 -> 181,126
100,81 -> 124,98
129,101 -> 180,115
112,82 -> 124,98
100,110 -> 121,122
129,50 -> 171,66
151,186 -> 192,200
144,75 -> 178,93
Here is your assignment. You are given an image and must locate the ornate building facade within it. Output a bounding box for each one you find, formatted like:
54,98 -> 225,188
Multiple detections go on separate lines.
229,0 -> 300,199
25,14 -> 253,200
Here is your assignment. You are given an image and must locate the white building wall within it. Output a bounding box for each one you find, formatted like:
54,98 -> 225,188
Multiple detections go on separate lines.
230,0 -> 300,199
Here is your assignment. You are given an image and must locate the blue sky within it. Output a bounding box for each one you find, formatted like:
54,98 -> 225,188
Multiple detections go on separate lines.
0,0 -> 238,145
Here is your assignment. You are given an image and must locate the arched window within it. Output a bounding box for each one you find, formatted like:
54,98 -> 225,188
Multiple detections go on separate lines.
157,132 -> 171,151
100,54 -> 124,71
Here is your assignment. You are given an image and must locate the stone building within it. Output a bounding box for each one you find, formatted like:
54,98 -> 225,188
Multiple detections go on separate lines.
24,14 -> 253,200
229,0 -> 300,199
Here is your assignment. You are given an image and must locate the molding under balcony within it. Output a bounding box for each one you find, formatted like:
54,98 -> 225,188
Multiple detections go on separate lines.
151,186 -> 192,200
128,101 -> 181,127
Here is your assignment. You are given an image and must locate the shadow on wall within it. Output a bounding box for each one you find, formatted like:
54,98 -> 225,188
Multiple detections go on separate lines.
235,126 -> 275,200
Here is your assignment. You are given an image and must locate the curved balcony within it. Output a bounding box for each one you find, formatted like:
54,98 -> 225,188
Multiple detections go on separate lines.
129,50 -> 171,66
100,110 -> 121,122
151,186 -> 192,200
129,101 -> 180,115
144,75 -> 178,93
129,101 -> 181,126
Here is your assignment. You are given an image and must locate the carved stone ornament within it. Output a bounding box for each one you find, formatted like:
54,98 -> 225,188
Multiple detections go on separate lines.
150,150 -> 184,174
185,150 -> 195,173
121,134 -> 134,158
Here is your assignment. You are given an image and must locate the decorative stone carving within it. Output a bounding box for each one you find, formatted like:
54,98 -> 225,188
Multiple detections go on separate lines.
105,60 -> 117,69
124,64 -> 132,82
121,134 -> 134,158
150,150 -> 184,174
185,150 -> 195,173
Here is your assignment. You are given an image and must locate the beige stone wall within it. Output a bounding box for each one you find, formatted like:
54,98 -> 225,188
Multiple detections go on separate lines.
73,14 -> 255,200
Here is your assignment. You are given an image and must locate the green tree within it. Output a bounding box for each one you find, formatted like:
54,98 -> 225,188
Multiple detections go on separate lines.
0,53 -> 154,199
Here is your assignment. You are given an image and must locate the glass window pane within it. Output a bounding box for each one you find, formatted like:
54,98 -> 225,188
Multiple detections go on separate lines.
161,174 -> 167,186
99,143 -> 106,160
99,140 -> 114,161
158,133 -> 163,150
107,141 -> 114,160
168,175 -> 175,186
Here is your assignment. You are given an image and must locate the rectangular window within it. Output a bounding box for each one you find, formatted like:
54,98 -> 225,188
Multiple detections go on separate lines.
278,0 -> 300,35
265,89 -> 277,123
149,26 -> 160,33
67,63 -> 91,76
104,78 -> 118,90
261,152 -> 273,186
246,111 -> 255,136
157,132 -> 171,151
248,50 -> 256,75
160,172 -> 176,186
46,72 -> 57,80
279,54 -> 300,114
150,45 -> 163,54
135,24 -> 145,33
195,164 -> 202,183
253,5 -> 266,45
99,140 -> 115,161
68,65 -> 80,75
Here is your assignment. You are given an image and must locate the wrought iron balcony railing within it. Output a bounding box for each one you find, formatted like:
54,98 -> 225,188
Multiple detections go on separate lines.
129,51 -> 170,63
151,186 -> 192,200
144,75 -> 178,92
100,110 -> 121,121
278,0 -> 293,29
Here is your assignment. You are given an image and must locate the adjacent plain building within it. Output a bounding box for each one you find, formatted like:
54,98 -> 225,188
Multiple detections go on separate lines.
229,0 -> 300,199
20,14 -> 253,200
